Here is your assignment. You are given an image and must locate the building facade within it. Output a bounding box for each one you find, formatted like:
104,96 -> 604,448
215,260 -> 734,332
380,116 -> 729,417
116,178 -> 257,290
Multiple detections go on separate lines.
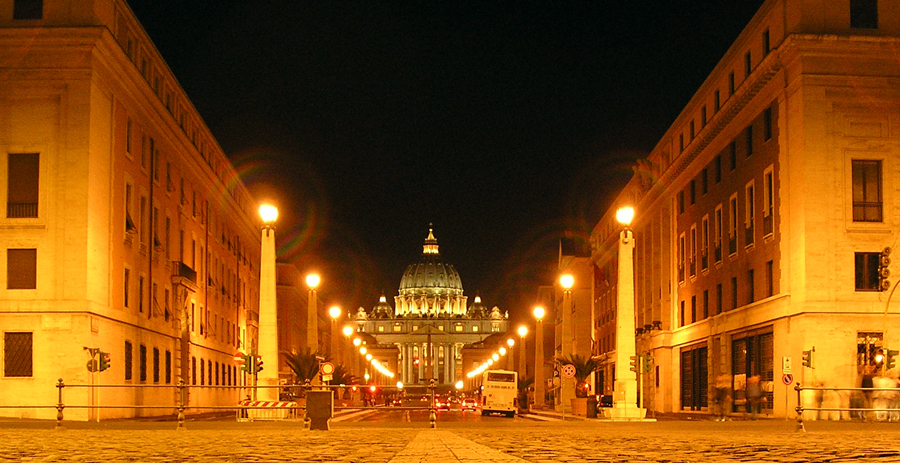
354,228 -> 509,389
0,0 -> 262,419
592,0 -> 900,418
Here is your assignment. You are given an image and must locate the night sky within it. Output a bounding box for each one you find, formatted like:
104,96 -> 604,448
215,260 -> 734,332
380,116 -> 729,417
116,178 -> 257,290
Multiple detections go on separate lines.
127,0 -> 765,321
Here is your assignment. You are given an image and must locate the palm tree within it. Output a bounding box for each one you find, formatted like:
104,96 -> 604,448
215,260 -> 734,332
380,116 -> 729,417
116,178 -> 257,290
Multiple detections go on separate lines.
555,353 -> 600,398
282,348 -> 322,385
326,363 -> 357,386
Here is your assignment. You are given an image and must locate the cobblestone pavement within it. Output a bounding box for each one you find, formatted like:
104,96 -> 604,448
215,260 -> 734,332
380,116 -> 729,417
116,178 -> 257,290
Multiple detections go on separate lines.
455,421 -> 900,463
1,419 -> 899,462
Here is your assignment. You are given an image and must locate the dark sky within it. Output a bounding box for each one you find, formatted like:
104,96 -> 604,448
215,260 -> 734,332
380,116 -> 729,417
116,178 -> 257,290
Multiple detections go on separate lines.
127,0 -> 765,321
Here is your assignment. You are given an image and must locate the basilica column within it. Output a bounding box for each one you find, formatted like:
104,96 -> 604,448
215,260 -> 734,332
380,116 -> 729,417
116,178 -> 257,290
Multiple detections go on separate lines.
417,343 -> 424,382
443,343 -> 450,384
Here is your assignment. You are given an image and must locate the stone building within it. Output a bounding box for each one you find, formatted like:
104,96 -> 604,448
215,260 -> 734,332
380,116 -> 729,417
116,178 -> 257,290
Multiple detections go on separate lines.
591,0 -> 900,418
354,228 -> 509,389
0,0 -> 261,419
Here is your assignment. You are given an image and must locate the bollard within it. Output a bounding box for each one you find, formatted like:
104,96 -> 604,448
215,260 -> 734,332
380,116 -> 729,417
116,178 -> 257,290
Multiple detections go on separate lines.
176,379 -> 186,431
429,379 -> 436,428
55,378 -> 65,430
303,380 -> 312,429
794,382 -> 806,433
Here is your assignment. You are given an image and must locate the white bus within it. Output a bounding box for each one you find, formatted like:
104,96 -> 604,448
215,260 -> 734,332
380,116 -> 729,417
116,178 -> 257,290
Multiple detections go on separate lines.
481,370 -> 518,417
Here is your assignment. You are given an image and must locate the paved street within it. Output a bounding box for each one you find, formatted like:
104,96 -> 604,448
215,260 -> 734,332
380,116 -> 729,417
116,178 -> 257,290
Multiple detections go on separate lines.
1,412 -> 899,462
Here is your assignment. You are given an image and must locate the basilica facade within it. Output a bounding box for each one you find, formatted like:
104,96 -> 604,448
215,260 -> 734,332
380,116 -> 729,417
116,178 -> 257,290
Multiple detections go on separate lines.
354,228 -> 508,387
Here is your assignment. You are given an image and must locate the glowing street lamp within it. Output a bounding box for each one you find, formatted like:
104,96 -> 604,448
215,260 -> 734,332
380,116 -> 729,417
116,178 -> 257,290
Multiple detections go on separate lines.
305,273 -> 321,354
533,305 -> 546,410
610,206 -> 645,419
560,274 -> 574,413
257,204 -> 278,401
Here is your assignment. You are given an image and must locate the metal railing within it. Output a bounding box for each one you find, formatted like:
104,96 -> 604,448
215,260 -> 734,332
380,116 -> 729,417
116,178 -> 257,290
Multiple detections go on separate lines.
40,378 -> 440,430
794,382 -> 900,432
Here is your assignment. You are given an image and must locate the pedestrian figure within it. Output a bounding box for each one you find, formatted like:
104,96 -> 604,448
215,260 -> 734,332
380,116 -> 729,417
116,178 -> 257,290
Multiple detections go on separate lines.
861,364 -> 875,421
746,375 -> 762,420
711,374 -> 731,421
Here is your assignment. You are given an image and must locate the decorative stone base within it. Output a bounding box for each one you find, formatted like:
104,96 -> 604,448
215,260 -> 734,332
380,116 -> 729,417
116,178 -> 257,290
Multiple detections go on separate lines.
602,405 -> 653,421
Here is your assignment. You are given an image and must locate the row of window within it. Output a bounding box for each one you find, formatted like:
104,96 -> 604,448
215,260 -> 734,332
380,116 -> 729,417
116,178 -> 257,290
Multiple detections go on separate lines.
122,341 -> 242,386
678,111 -> 773,215
678,166 -> 776,283
679,261 -> 776,327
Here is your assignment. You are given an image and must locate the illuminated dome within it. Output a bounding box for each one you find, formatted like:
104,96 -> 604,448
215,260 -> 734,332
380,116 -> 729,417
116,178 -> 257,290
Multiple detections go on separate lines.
395,226 -> 467,316
398,227 -> 464,295
372,294 -> 394,318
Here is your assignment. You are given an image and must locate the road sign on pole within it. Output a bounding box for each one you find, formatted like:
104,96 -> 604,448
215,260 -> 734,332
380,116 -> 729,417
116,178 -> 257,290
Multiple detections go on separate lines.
562,364 -> 576,378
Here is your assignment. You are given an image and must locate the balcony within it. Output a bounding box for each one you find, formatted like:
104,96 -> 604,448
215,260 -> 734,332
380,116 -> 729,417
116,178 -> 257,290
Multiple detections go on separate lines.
728,236 -> 737,255
678,264 -> 685,283
7,202 -> 37,218
701,252 -> 708,270
689,259 -> 696,277
170,261 -> 198,292
745,223 -> 755,246
714,245 -> 722,263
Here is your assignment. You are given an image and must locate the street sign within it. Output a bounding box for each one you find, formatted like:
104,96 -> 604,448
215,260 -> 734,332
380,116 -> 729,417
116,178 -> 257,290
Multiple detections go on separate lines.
320,362 -> 335,376
234,354 -> 246,364
782,356 -> 792,374
562,364 -> 576,378
782,373 -> 793,385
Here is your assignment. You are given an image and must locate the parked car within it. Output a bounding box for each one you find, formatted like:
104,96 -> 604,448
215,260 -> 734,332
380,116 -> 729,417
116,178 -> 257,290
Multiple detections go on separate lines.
390,398 -> 403,407
461,398 -> 478,411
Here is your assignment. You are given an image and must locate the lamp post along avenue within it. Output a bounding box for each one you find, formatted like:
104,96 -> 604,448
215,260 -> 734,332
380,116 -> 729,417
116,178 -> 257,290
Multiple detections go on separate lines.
306,274 -> 320,353
533,305 -> 546,410
559,274 -> 574,413
517,325 -> 528,378
257,204 -> 279,401
329,306 -> 341,361
609,206 -> 646,420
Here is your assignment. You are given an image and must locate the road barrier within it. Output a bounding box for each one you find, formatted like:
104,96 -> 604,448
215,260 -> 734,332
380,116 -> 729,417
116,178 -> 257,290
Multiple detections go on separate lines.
794,382 -> 900,432
4,378 -> 442,430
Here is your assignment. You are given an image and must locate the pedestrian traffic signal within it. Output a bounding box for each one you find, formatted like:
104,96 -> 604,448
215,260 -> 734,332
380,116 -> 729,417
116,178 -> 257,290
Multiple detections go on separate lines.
887,349 -> 898,370
98,351 -> 111,372
629,356 -> 638,372
801,348 -> 815,369
879,247 -> 892,291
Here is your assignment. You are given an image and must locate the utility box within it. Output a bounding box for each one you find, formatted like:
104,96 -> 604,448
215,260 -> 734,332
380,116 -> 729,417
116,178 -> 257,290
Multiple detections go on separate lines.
306,390 -> 333,430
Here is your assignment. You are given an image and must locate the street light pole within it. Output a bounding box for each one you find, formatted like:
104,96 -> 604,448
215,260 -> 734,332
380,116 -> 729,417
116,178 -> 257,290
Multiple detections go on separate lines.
329,306 -> 341,361
517,325 -> 528,378
257,204 -> 279,402
506,338 -> 515,371
610,206 -> 646,420
560,274 -> 574,413
305,274 -> 320,353
533,305 -> 546,410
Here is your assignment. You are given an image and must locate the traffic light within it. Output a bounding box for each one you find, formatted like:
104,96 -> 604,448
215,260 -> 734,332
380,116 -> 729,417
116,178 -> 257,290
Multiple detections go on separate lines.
98,351 -> 111,372
629,355 -> 638,372
241,354 -> 253,374
642,353 -> 654,373
802,347 -> 815,369
879,247 -> 892,291
86,359 -> 97,372
255,356 -> 264,373
886,349 -> 898,370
